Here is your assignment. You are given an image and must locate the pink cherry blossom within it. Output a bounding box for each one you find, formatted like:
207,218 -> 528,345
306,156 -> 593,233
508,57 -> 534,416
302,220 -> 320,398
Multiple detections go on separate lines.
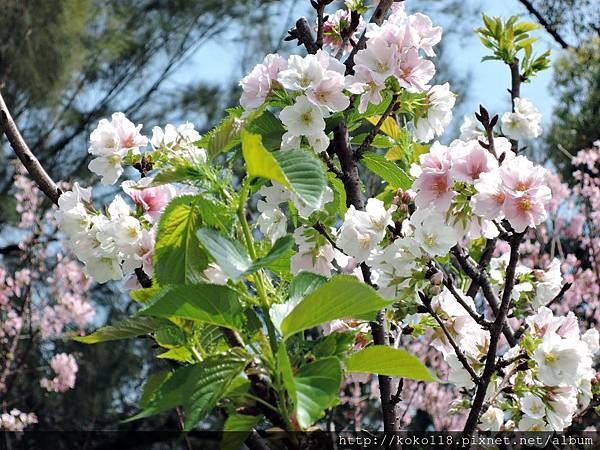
450,140 -> 498,183
122,178 -> 176,222
239,54 -> 286,111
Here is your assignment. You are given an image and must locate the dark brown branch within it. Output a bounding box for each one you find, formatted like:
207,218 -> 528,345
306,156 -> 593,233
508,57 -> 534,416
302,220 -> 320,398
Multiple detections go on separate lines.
545,282 -> 572,308
443,275 -> 488,328
508,58 -> 521,153
465,237 -> 496,299
344,0 -> 398,74
420,292 -> 480,383
0,92 -> 62,205
461,233 -> 523,442
313,0 -> 334,50
286,17 -> 318,54
320,151 -> 344,179
333,122 -> 363,209
313,221 -> 345,253
452,246 -> 516,347
332,118 -> 400,445
517,0 -> 570,49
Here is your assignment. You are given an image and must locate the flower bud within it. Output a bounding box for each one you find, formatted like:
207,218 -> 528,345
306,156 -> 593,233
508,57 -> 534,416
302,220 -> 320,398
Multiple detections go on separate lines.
429,285 -> 442,296
430,271 -> 444,286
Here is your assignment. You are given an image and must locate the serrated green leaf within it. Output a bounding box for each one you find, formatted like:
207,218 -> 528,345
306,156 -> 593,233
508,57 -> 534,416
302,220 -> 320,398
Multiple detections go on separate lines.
139,284 -> 245,331
126,348 -> 249,428
346,345 -> 437,381
74,316 -> 170,344
295,357 -> 342,429
154,195 -> 208,285
139,371 -> 172,409
281,275 -> 393,338
361,152 -> 412,190
273,149 -> 327,210
241,130 -> 327,210
197,108 -> 243,161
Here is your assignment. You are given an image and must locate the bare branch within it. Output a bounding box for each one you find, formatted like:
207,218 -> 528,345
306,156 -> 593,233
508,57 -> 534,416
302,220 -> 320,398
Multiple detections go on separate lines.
420,292 -> 480,383
517,0 -> 570,49
0,92 -> 62,205
461,232 -> 524,441
286,17 -> 318,54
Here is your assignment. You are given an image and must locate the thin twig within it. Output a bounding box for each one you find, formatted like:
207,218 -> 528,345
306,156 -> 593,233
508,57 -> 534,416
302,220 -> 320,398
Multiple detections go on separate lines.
460,232 -> 524,442
0,92 -> 62,205
420,292 -> 480,383
516,0 -> 570,49
355,94 -> 399,158
545,282 -> 572,308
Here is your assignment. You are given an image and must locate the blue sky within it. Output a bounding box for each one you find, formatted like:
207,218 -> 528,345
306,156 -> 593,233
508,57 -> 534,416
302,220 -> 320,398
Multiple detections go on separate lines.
172,0 -> 561,131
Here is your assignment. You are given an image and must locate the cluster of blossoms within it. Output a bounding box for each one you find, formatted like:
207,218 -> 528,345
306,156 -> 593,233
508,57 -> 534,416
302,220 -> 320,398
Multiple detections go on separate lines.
500,98 -> 543,141
40,353 -> 78,393
0,409 -> 38,432
320,5 -> 365,56
478,306 -> 599,432
239,5 -> 454,148
45,0 -> 599,434
87,112 -> 205,186
58,116 -> 208,285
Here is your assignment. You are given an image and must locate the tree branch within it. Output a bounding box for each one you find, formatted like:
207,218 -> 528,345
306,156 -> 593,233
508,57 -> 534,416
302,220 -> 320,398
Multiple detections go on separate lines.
461,233 -> 523,442
452,246 -> 516,347
517,0 -> 570,49
332,118 -> 400,445
0,92 -> 62,205
419,292 -> 480,383
287,17 -> 318,54
356,93 -> 399,158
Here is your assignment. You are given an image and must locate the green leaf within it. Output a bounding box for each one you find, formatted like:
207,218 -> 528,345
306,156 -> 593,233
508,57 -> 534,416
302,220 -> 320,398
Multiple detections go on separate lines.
328,174 -> 347,216
295,357 -> 342,429
130,285 -> 161,304
289,271 -> 328,302
361,152 -> 412,190
241,130 -> 326,209
154,195 -> 208,285
126,348 -> 250,428
277,343 -> 297,411
245,110 -> 285,151
157,347 -> 195,363
346,345 -> 437,381
183,350 -> 251,430
139,371 -> 172,409
197,228 -> 294,280
74,316 -> 170,344
273,149 -> 327,210
221,414 -> 261,450
251,235 -> 294,271
197,108 -> 243,161
281,275 -> 393,338
139,284 -> 245,331
196,228 -> 251,280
